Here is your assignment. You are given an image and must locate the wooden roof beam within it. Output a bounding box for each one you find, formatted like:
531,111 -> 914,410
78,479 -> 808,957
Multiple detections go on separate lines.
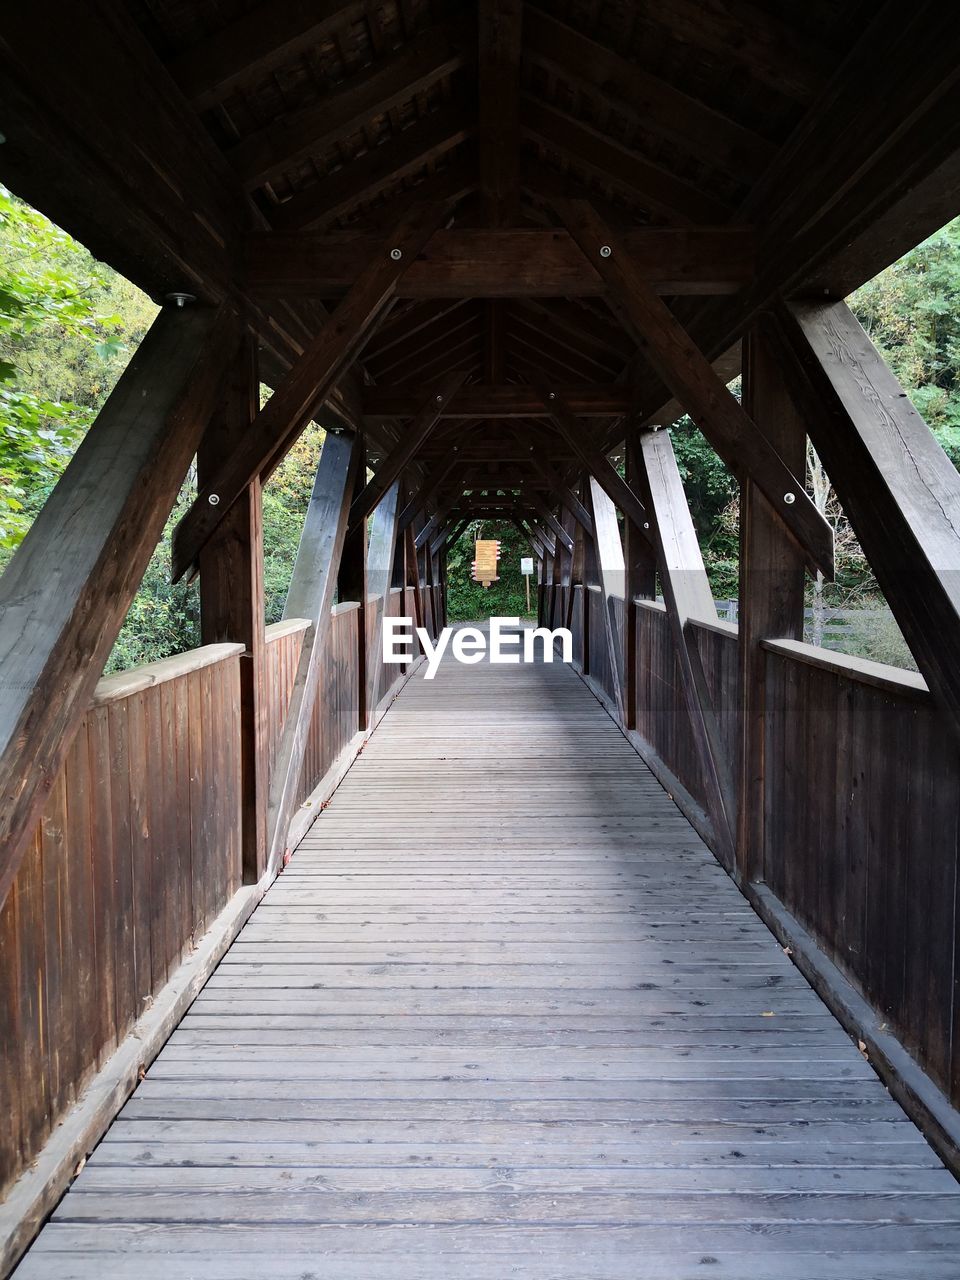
348,372 -> 468,530
269,106 -> 474,232
167,0 -> 366,110
364,384 -> 631,420
627,0 -> 960,427
479,0 -> 523,225
228,24 -> 471,190
245,227 -> 756,298
522,96 -> 732,225
172,202 -> 444,581
559,199 -> 834,578
524,6 -> 775,185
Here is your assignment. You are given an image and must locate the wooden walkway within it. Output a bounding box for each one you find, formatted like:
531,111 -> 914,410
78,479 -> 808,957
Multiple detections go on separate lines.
17,651 -> 960,1277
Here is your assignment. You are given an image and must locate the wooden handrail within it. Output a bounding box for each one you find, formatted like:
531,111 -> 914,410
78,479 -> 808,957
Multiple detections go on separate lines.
762,637 -> 928,698
91,642 -> 244,706
265,618 -> 311,643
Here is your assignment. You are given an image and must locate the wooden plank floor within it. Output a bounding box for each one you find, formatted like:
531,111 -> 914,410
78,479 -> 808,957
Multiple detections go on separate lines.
18,652 -> 960,1277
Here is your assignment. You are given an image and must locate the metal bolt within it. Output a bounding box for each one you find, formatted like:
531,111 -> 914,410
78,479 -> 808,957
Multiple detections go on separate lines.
208,493 -> 221,506
436,394 -> 443,403
548,391 -> 556,400
390,248 -> 403,261
599,245 -> 612,258
166,291 -> 197,308
783,492 -> 796,505
643,522 -> 650,530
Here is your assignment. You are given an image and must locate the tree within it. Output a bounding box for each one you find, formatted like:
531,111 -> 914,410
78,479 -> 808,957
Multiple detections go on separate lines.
0,184 -> 157,553
446,518 -> 537,621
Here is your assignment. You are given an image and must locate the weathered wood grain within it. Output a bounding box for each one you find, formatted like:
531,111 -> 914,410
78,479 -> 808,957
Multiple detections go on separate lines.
17,648 -> 959,1277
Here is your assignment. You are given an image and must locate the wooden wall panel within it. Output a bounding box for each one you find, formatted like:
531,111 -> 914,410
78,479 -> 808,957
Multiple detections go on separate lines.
762,642 -> 960,1105
0,643 -> 245,1198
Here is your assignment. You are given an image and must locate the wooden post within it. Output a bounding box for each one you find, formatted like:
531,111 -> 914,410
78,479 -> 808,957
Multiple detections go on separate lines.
0,303 -> 237,908
198,332 -> 268,884
638,428 -> 737,866
624,434 -> 657,730
556,199 -> 833,579
773,298 -> 960,746
736,327 -> 807,883
366,482 -> 402,723
268,430 -> 361,871
172,201 -> 445,581
337,434 -> 369,732
586,476 -> 627,722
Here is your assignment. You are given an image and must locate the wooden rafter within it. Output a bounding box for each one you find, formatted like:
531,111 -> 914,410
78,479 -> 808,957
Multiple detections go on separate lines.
557,200 -> 834,579
0,303 -> 239,908
349,372 -> 468,530
365,384 -> 631,419
172,202 -> 444,581
228,24 -> 470,190
523,6 -> 775,185
538,384 -> 653,546
167,0 -> 367,109
269,107 -> 474,232
523,97 -> 732,225
479,0 -> 523,225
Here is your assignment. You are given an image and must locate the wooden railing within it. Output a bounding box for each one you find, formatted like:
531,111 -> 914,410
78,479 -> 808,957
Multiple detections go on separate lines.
0,642 -> 245,1196
0,582 -> 436,1202
546,580 -> 960,1112
761,639 -> 960,1104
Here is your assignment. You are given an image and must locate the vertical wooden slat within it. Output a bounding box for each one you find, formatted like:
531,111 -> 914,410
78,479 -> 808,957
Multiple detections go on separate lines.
86,707 -> 117,1062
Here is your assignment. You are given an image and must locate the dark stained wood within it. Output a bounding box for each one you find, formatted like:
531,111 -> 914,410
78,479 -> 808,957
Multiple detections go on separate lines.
167,0 -> 367,110
365,384 -> 631,419
227,25 -> 470,190
0,304 -> 238,910
623,434 -> 658,732
268,432 -> 360,870
173,203 -> 443,582
736,327 -> 807,883
269,109 -> 474,233
539,386 -> 652,545
246,228 -> 755,299
557,201 -> 834,580
479,0 -> 522,226
773,299 -> 960,743
523,6 -> 775,185
338,440 -> 370,734
349,373 -> 468,530
199,334 -> 268,885
523,98 -> 732,225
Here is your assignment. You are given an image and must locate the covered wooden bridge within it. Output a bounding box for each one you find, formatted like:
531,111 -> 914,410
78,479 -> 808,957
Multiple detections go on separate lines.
4,0 -> 960,1275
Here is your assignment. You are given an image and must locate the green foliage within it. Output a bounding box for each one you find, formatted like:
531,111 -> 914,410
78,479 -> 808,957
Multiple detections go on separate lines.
669,414 -> 739,597
262,422 -> 325,622
0,184 -> 158,551
0,185 -> 328,673
851,218 -> 960,464
446,519 -> 538,621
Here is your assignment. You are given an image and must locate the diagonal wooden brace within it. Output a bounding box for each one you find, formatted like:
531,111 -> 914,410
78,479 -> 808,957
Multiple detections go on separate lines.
172,201 -> 446,582
556,199 -> 834,579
